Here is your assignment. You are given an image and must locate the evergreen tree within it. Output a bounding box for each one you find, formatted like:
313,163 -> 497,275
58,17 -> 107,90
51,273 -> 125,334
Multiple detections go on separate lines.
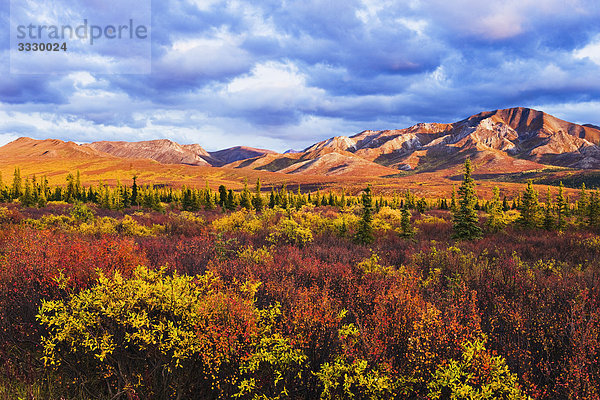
269,189 -> 276,209
280,185 -> 289,209
240,179 -> 252,210
204,186 -> 216,210
218,185 -> 228,209
21,177 -> 35,207
252,179 -> 264,212
502,196 -> 509,212
131,176 -> 138,206
450,185 -> 457,213
556,182 -> 567,230
37,188 -> 47,208
577,183 -> 589,221
486,186 -> 506,233
452,159 -> 482,240
588,191 -> 600,228
543,187 -> 554,231
11,167 -> 22,199
227,189 -> 236,211
517,181 -> 541,229
181,187 -> 194,211
416,197 -> 427,214
355,186 -> 374,244
399,207 -> 414,238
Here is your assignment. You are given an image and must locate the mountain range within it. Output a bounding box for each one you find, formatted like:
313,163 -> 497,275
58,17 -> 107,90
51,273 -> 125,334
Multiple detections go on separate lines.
2,107 -> 600,179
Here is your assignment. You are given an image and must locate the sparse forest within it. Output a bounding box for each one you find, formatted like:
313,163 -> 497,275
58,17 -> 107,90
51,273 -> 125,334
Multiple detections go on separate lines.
1,161 -> 600,399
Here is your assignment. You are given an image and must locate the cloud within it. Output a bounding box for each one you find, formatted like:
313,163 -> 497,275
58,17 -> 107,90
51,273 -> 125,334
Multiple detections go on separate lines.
0,0 -> 599,151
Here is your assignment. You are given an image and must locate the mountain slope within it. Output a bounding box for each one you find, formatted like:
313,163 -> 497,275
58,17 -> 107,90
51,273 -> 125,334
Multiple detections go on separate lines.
0,137 -> 111,159
209,146 -> 276,166
2,107 -> 600,179
87,140 -> 212,166
284,107 -> 600,172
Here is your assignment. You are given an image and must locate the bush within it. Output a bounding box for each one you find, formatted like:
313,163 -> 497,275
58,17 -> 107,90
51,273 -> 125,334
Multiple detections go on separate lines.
38,266 -> 259,399
213,210 -> 263,234
268,219 -> 313,248
427,336 -> 528,400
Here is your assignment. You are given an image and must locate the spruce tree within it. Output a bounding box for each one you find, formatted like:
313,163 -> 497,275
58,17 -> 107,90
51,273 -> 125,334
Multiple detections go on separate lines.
502,196 -> 509,212
218,185 -> 228,209
588,191 -> 600,228
517,181 -> 541,229
452,159 -> 482,240
252,179 -> 264,212
21,177 -> 35,207
131,176 -> 138,206
577,183 -> 589,221
450,185 -> 457,213
400,206 -> 414,238
355,186 -> 374,244
227,189 -> 236,211
556,182 -> 567,230
486,186 -> 506,233
240,179 -> 252,210
12,167 -> 22,199
543,187 -> 554,231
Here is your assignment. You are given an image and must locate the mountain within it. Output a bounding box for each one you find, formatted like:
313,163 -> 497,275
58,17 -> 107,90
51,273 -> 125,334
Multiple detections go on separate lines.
0,137 -> 111,159
87,140 -> 212,167
230,107 -> 600,175
3,107 -> 600,179
209,146 -> 276,166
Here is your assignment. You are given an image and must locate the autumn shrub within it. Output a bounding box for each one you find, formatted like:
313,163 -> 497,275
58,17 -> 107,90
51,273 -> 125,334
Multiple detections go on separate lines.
428,336 -> 528,399
137,234 -> 216,275
268,218 -> 313,248
115,214 -> 164,236
69,203 -> 95,223
316,323 -> 395,400
164,211 -> 205,236
372,206 -> 404,232
0,226 -> 147,391
38,266 -> 260,399
213,210 -> 263,234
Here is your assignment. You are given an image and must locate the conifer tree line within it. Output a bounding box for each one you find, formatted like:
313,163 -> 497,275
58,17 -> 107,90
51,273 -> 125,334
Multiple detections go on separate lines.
1,166 -> 599,231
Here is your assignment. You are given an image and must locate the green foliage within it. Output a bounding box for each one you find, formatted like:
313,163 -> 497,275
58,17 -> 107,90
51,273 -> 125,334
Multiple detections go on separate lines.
400,207 -> 415,238
486,187 -> 506,233
452,159 -> 482,240
355,186 -> 375,244
517,181 -> 541,229
543,187 -> 555,231
269,218 -> 313,248
235,304 -> 308,400
316,324 -> 394,400
69,203 -> 95,223
588,190 -> 600,228
577,183 -> 589,221
556,182 -> 567,230
38,266 -> 259,399
428,336 -> 528,400
252,178 -> 265,212
355,252 -> 393,276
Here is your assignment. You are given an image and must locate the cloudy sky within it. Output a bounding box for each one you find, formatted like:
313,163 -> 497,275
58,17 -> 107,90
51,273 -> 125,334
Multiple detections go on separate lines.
1,0 -> 600,152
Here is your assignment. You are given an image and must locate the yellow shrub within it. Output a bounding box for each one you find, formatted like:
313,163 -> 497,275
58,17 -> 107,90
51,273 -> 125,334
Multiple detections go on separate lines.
237,245 -> 274,265
116,215 -> 164,237
212,210 -> 263,234
78,217 -> 119,235
415,215 -> 446,226
268,219 -> 313,247
355,252 -> 393,275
